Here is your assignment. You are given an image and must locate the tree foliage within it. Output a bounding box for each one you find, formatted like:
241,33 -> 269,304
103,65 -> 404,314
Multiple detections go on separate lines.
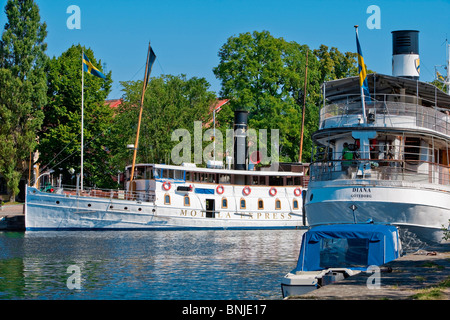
109,75 -> 216,171
0,0 -> 47,200
38,45 -> 114,188
214,31 -> 361,162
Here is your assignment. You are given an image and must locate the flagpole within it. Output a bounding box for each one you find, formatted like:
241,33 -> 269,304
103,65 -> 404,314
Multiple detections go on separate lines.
299,50 -> 308,163
129,42 -> 152,193
447,42 -> 450,94
355,25 -> 367,125
81,50 -> 84,191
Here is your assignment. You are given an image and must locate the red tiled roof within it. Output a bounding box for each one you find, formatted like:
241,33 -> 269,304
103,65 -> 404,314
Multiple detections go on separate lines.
205,99 -> 230,128
104,99 -> 123,109
213,99 -> 230,113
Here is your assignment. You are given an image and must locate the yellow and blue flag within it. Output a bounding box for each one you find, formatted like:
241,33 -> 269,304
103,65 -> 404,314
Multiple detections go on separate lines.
83,53 -> 106,79
355,28 -> 370,100
437,70 -> 445,82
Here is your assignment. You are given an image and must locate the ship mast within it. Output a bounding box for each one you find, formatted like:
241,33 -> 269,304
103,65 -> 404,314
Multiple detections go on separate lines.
298,50 -> 309,163
436,38 -> 450,94
129,43 -> 153,193
445,39 -> 450,94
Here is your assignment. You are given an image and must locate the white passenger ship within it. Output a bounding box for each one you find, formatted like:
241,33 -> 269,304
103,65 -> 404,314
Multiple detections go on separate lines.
25,162 -> 308,230
305,30 -> 450,243
25,111 -> 309,230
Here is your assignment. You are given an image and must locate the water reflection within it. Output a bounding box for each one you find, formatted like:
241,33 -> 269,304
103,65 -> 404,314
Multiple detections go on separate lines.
0,230 -> 304,300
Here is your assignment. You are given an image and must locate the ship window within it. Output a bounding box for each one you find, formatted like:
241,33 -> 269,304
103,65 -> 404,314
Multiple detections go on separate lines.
293,199 -> 299,210
219,174 -> 231,184
135,167 -> 145,179
146,166 -> 154,179
286,176 -> 294,186
222,197 -> 228,209
184,195 -> 190,206
404,137 -> 421,161
260,176 -> 267,185
275,199 -> 281,210
154,169 -> 162,179
240,198 -> 246,209
269,176 -> 283,186
258,199 -> 264,210
163,169 -> 176,179
174,170 -> 184,180
164,194 -> 171,205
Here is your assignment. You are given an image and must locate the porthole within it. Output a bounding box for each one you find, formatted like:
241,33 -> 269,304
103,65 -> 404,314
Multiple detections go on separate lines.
138,208 -> 142,211
124,207 -> 128,210
56,201 -> 60,204
110,205 -> 114,209
88,203 -> 92,207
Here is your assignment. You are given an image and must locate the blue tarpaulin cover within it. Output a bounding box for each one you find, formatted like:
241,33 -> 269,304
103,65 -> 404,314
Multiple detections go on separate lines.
294,224 -> 401,272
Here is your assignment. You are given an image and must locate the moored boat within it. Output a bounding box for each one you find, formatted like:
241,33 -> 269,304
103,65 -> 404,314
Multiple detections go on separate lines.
25,43 -> 310,231
281,223 -> 402,298
25,161 -> 308,230
26,109 -> 309,230
305,30 -> 450,243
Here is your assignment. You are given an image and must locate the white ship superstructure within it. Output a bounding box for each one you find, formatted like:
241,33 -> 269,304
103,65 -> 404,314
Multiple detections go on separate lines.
305,30 -> 450,243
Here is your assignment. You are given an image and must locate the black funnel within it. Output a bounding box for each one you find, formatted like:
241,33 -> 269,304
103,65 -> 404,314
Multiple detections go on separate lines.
233,110 -> 248,170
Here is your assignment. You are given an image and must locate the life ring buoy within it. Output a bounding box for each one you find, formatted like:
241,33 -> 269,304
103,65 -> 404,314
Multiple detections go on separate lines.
294,187 -> 302,197
269,187 -> 277,196
242,186 -> 251,196
216,185 -> 225,195
162,181 -> 171,191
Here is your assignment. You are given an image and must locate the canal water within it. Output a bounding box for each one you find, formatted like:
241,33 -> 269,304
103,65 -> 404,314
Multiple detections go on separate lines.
0,229 -> 304,300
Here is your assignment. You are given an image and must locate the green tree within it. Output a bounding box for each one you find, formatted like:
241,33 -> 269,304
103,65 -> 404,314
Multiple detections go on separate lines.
0,0 -> 47,200
213,31 -> 321,162
110,74 -> 216,172
38,45 -> 114,188
214,31 -> 362,162
313,45 -> 358,83
429,79 -> 447,93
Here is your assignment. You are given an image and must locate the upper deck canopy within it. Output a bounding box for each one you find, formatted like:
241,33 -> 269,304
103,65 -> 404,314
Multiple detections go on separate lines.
126,163 -> 307,177
324,73 -> 450,109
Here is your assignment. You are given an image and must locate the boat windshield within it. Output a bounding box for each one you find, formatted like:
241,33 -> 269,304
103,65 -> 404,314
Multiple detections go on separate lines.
319,238 -> 369,269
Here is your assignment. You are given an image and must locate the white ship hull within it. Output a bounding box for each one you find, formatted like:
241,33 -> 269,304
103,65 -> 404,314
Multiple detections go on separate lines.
25,185 -> 305,230
305,181 -> 450,243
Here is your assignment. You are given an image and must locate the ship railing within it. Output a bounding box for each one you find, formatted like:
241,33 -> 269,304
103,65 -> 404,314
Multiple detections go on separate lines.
57,186 -> 156,202
309,158 -> 450,186
320,94 -> 450,136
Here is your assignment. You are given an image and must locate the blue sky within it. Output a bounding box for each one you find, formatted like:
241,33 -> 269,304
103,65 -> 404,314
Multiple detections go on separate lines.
1,0 -> 449,99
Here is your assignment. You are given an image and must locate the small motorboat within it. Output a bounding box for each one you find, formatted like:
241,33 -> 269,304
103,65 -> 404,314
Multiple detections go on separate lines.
281,223 -> 402,298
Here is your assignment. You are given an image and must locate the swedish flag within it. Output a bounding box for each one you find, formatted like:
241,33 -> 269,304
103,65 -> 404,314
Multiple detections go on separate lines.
437,70 -> 445,82
83,53 -> 106,79
355,28 -> 370,99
